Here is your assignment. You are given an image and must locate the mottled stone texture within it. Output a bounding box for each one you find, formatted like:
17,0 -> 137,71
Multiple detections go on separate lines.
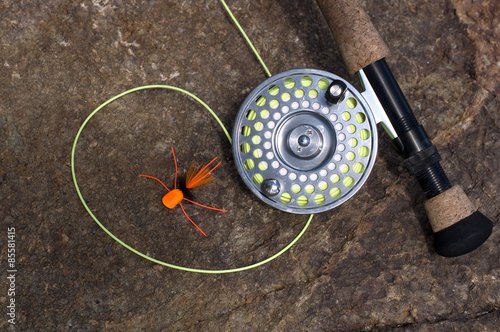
1,0 -> 499,331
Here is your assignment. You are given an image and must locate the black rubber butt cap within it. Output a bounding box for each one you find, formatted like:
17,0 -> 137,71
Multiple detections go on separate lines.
434,211 -> 493,257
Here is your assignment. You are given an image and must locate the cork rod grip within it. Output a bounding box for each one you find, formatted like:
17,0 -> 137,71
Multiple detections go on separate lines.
424,185 -> 476,233
315,0 -> 390,75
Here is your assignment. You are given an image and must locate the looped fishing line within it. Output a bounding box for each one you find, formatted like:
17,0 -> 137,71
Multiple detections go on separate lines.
71,85 -> 314,273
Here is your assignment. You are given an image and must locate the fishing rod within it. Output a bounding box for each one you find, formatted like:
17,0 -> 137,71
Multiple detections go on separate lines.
231,0 -> 493,257
314,0 -> 493,256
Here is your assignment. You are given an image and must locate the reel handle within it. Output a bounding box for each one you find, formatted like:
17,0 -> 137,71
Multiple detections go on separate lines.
315,0 -> 493,256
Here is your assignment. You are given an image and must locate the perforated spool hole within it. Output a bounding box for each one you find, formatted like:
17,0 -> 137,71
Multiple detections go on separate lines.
359,129 -> 370,140
242,126 -> 251,136
318,79 -> 329,90
297,195 -> 308,207
258,161 -> 268,171
359,146 -> 370,157
330,187 -> 341,198
353,162 -> 364,173
342,112 -> 351,121
308,89 -> 318,98
343,177 -> 354,188
294,89 -> 304,98
314,194 -> 325,205
241,142 -> 251,153
292,184 -> 301,193
247,110 -> 257,120
256,96 -> 266,107
253,173 -> 264,185
301,76 -> 312,87
253,149 -> 263,158
244,159 -> 255,170
305,184 -> 315,194
355,112 -> 366,123
284,78 -> 295,89
346,97 -> 357,109
260,110 -> 270,119
281,193 -> 292,204
269,85 -> 280,96
319,181 -> 328,190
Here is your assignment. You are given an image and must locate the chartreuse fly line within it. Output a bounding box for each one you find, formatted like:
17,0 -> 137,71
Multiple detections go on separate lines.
71,3 -> 314,273
220,0 -> 272,78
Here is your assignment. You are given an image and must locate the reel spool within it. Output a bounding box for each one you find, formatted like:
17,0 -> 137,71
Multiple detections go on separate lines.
233,69 -> 378,214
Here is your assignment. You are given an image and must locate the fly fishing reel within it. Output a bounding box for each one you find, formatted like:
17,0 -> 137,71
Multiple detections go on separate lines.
233,69 -> 380,214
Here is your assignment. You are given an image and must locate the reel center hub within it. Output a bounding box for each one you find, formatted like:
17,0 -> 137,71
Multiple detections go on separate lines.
276,111 -> 336,172
290,125 -> 320,157
298,134 -> 311,147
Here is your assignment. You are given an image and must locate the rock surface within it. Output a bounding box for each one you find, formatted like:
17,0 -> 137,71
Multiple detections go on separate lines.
1,0 -> 498,330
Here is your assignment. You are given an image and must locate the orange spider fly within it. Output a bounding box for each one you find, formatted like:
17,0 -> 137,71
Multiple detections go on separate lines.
139,147 -> 227,236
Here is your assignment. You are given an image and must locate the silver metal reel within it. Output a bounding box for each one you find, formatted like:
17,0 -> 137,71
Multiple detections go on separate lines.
232,69 -> 378,214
